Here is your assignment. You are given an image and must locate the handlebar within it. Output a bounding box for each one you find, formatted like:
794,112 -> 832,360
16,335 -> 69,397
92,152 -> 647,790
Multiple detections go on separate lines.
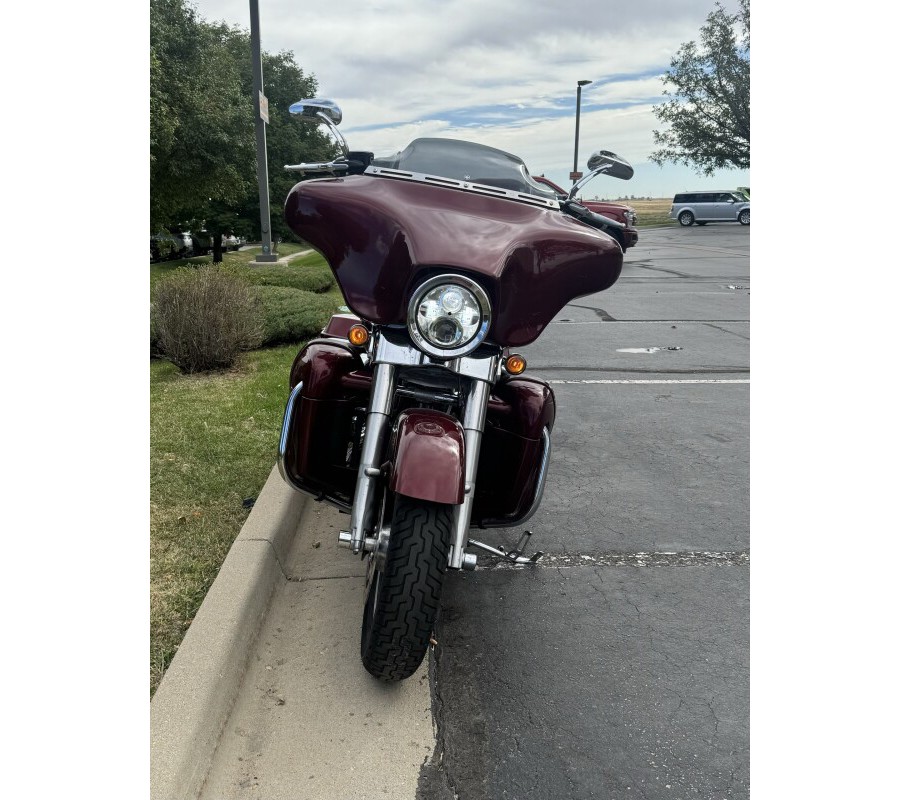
561,200 -> 626,230
284,161 -> 349,175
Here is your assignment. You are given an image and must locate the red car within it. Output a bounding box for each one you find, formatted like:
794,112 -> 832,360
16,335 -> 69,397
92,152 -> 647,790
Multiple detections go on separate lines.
532,175 -> 638,253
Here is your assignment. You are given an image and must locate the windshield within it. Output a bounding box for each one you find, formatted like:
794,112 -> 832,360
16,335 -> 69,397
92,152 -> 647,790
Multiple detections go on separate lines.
371,138 -> 557,199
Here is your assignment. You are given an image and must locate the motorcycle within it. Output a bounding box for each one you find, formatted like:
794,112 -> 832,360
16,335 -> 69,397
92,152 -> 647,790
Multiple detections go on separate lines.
278,98 -> 633,681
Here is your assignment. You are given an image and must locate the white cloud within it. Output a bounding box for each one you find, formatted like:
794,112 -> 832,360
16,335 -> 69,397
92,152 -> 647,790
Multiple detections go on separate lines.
186,0 -> 751,196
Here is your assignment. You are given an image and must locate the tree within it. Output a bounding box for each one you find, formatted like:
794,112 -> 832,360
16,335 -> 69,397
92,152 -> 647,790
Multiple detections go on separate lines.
219,33 -> 336,244
150,0 -> 253,234
151,0 -> 335,260
650,0 -> 749,175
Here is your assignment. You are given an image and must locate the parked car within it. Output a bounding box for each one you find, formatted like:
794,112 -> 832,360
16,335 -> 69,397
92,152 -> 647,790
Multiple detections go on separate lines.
532,175 -> 638,252
150,232 -> 183,262
187,231 -> 212,256
669,191 -> 749,226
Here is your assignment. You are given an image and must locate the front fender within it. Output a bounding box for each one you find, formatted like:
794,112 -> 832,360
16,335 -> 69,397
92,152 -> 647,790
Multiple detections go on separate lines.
390,410 -> 465,504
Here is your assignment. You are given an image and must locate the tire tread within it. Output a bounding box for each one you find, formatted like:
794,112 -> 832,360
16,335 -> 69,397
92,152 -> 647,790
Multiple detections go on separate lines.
361,496 -> 452,681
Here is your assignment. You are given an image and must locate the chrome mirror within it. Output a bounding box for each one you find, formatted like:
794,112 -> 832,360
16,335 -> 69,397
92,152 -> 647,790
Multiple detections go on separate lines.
288,98 -> 348,157
289,98 -> 343,125
586,150 -> 633,181
568,149 -> 633,199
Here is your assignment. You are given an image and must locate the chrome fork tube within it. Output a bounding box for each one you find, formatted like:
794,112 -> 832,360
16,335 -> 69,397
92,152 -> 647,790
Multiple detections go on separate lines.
349,363 -> 396,553
449,380 -> 490,569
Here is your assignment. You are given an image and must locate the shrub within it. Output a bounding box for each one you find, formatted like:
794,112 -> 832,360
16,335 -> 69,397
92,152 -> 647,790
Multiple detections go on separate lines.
253,285 -> 339,345
241,262 -> 335,294
152,265 -> 264,373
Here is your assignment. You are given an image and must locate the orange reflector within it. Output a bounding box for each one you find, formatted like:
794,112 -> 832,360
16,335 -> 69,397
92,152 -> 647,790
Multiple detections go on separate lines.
506,354 -> 526,375
348,324 -> 369,346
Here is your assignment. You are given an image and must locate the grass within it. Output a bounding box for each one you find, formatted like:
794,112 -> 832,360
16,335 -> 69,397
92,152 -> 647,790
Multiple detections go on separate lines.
150,344 -> 302,695
150,248 -> 344,696
627,199 -> 677,227
150,242 -> 313,288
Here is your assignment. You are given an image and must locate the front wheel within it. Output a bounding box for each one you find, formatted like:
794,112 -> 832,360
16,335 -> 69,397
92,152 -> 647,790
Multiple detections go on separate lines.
361,495 -> 452,681
678,210 -> 695,226
738,209 -> 750,225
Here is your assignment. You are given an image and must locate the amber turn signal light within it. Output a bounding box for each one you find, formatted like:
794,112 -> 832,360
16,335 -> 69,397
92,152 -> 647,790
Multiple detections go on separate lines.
505,354 -> 526,375
348,324 -> 369,346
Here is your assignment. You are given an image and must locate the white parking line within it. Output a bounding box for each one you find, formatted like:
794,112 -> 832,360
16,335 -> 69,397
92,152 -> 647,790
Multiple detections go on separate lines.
551,320 -> 750,325
545,379 -> 749,384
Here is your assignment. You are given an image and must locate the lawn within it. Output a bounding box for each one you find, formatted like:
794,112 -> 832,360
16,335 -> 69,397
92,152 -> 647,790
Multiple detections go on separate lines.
150,242 -> 311,288
629,198 -> 676,227
150,250 -> 344,696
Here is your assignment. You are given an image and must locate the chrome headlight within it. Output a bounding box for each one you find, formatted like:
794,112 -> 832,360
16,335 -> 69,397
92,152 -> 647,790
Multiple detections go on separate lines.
407,275 -> 491,358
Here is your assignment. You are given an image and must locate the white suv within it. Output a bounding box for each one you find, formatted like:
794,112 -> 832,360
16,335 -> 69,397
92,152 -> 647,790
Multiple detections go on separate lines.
670,191 -> 749,226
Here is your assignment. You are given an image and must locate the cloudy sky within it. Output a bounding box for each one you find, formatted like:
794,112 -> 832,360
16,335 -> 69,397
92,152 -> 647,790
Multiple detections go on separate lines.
191,0 -> 750,199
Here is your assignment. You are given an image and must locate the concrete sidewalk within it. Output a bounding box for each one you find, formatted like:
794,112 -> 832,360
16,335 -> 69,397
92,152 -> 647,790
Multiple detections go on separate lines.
150,467 -> 435,800
246,248 -> 313,267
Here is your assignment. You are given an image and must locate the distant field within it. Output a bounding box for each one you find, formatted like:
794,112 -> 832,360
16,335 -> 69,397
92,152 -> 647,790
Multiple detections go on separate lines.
625,198 -> 674,227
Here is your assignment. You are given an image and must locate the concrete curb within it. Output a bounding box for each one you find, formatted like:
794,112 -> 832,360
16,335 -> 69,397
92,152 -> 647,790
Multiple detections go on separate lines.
150,466 -> 309,800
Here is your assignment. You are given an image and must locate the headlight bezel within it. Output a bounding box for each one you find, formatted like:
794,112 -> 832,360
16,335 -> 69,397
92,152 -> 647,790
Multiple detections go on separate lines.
407,274 -> 492,359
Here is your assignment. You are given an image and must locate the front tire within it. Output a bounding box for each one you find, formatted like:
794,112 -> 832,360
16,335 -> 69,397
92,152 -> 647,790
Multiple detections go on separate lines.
738,209 -> 750,225
678,210 -> 694,226
361,495 -> 452,681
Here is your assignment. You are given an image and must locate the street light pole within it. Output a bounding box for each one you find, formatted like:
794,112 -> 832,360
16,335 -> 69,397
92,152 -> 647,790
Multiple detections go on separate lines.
250,0 -> 278,262
572,79 -> 593,186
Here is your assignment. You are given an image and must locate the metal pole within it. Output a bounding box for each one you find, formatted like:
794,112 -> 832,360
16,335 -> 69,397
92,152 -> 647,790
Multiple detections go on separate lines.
250,0 -> 278,262
573,79 -> 593,186
573,85 -> 582,185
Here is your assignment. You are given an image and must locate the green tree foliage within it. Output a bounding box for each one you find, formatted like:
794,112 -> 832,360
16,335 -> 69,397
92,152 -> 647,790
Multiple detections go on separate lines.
150,0 -> 253,231
219,34 -> 336,243
150,0 -> 334,256
650,0 -> 749,175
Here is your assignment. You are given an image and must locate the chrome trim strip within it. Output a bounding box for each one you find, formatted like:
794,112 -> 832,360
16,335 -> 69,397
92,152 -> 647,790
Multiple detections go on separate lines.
478,426 -> 552,529
373,330 -> 500,383
515,427 -> 552,527
365,166 -> 560,210
277,381 -> 352,512
277,381 -> 305,486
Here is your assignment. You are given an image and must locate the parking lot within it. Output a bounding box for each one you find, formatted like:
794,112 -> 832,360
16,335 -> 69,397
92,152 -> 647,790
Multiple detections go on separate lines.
427,223 -> 749,798
198,223 -> 750,800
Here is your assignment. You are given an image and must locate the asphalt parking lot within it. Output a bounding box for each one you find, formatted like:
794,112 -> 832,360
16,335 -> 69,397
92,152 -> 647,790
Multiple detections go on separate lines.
425,223 -> 749,799
196,223 -> 749,800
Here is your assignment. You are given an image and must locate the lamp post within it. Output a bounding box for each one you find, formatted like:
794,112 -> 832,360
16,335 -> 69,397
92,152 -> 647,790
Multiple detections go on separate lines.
250,0 -> 278,262
572,79 -> 593,185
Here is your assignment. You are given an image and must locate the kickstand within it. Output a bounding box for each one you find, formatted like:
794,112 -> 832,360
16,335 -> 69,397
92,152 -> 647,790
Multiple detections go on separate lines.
467,530 -> 544,565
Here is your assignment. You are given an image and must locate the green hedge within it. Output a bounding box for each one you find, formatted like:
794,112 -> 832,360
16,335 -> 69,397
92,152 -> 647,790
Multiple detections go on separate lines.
253,285 -> 339,345
241,262 -> 335,294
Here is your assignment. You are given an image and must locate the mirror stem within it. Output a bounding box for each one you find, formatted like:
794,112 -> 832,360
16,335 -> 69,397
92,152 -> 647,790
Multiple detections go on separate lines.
317,112 -> 349,157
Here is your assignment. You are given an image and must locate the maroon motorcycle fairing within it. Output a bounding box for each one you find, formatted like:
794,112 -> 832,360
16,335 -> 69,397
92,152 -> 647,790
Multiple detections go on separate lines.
282,333 -> 555,524
284,175 -> 622,347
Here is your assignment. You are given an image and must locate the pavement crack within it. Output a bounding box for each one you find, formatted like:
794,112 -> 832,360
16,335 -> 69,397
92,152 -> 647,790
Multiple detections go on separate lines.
628,263 -> 697,278
704,322 -> 751,341
241,537 -> 289,580
567,303 -> 617,321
